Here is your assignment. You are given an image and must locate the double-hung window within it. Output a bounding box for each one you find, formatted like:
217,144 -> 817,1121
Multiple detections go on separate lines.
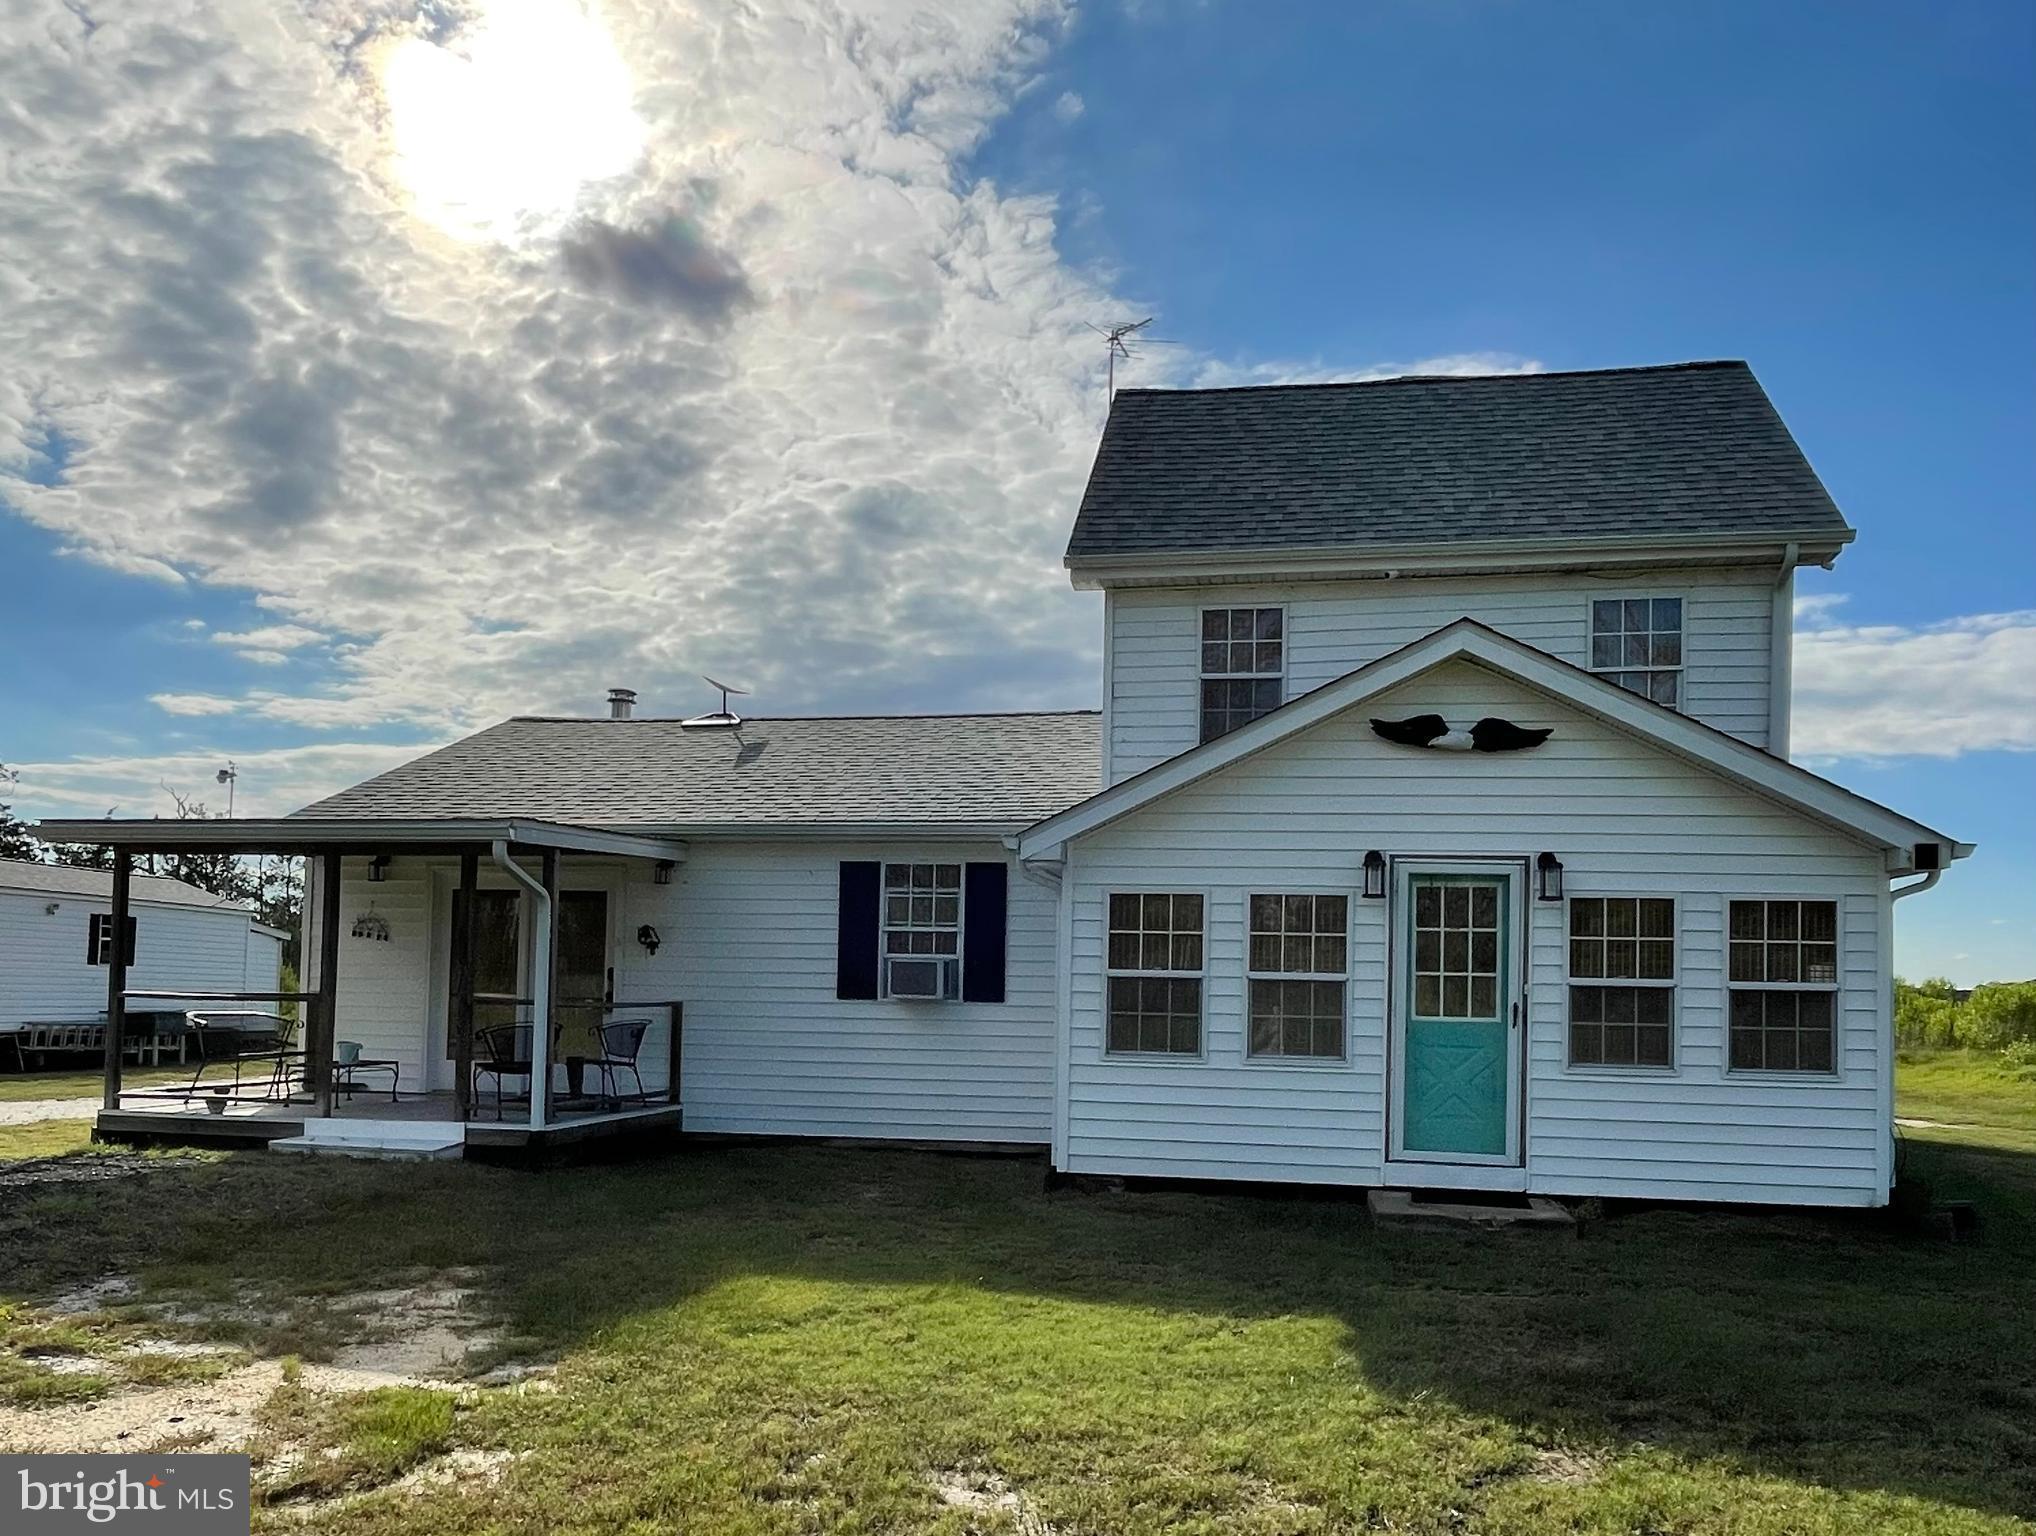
1590,597 -> 1682,707
1246,894 -> 1349,1059
1728,899 -> 1839,1072
1200,606 -> 1284,742
1105,893 -> 1204,1055
1567,897 -> 1676,1067
881,862 -> 961,999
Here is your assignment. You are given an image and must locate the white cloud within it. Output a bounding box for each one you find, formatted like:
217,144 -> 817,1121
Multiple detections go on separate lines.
149,692 -> 241,717
0,0 -> 1129,740
1052,89 -> 1084,123
211,625 -> 325,653
1792,601 -> 2036,760
10,740 -> 446,823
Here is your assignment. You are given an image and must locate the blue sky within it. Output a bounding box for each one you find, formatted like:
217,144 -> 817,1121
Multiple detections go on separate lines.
1,0 -> 2030,982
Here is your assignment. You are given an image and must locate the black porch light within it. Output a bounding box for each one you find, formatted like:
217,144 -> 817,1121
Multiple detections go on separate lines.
1361,850 -> 1387,900
1535,852 -> 1564,903
367,855 -> 390,884
653,860 -> 675,886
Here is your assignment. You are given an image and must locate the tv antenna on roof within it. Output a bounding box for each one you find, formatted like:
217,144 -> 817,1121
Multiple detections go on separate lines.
1088,317 -> 1178,400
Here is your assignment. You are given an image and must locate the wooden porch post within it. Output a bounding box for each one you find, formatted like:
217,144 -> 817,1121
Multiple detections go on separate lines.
534,848 -> 560,1129
312,849 -> 341,1117
452,851 -> 478,1120
101,848 -> 131,1113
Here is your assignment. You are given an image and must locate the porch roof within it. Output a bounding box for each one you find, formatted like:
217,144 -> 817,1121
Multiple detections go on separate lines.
29,815 -> 690,862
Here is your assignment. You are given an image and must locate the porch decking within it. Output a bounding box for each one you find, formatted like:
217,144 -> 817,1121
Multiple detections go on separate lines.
95,1090 -> 684,1157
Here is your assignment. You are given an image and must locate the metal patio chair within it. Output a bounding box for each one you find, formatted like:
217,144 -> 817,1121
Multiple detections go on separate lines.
589,1016 -> 652,1107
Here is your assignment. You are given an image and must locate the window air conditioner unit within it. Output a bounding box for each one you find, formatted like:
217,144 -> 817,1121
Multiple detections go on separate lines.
884,955 -> 952,1001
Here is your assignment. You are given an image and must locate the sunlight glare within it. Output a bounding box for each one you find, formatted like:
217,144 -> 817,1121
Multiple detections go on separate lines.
378,0 -> 645,244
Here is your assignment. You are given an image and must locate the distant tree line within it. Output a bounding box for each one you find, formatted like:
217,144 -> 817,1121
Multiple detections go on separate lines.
1896,975 -> 2036,1064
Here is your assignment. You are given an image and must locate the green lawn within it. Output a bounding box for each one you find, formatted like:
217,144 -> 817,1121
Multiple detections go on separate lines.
0,1062 -> 233,1103
0,1055 -> 2029,1534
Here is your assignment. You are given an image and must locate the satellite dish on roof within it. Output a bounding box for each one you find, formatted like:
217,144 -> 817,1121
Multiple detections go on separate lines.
683,674 -> 749,729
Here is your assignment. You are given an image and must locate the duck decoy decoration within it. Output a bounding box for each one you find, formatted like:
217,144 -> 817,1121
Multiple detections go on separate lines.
1370,714 -> 1553,753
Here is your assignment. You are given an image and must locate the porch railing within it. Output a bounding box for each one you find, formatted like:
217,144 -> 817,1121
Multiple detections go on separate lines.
456,996 -> 684,1125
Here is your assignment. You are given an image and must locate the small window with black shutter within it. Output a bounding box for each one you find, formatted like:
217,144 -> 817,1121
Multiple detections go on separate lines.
836,859 -> 1008,1004
87,912 -> 138,967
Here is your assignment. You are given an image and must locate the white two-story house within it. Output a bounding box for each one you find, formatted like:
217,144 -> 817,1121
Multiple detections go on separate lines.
47,361 -> 1966,1204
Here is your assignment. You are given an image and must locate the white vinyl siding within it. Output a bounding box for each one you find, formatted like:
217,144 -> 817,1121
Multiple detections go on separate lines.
1103,567 -> 1779,781
0,889 -> 281,1031
1064,657 -> 1889,1206
334,840 -> 1056,1142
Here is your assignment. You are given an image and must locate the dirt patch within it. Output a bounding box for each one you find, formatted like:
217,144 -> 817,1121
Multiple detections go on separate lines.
930,1468 -> 1056,1535
0,1152 -> 164,1190
0,1098 -> 100,1127
1,1268 -> 546,1458
1526,1446 -> 1605,1485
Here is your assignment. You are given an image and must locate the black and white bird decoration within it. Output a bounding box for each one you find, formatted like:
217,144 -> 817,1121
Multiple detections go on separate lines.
1370,714 -> 1553,753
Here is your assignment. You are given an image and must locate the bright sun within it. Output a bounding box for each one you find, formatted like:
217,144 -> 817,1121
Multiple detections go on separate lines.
378,0 -> 645,245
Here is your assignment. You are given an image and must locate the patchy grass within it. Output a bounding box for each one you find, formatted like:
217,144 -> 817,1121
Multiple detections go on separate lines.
0,1061 -> 2027,1533
255,1382 -> 459,1503
0,1064 -> 236,1104
1898,1049 -> 2036,1151
0,1120 -> 100,1160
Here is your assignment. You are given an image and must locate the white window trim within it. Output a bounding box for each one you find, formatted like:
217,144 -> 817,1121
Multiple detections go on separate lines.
880,861 -> 965,1002
1586,590 -> 1686,711
1198,603 -> 1287,743
1243,888 -> 1354,1065
1724,895 -> 1844,1079
1562,892 -> 1679,1075
1102,888 -> 1209,1062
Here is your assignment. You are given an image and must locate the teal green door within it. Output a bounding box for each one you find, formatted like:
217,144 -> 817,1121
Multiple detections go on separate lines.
1401,875 -> 1510,1157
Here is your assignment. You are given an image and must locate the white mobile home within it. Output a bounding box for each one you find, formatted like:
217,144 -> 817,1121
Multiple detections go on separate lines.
42,362 -> 1966,1202
0,859 -> 285,1066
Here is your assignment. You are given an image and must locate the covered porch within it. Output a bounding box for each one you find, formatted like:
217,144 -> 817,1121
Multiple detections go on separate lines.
33,815 -> 692,1160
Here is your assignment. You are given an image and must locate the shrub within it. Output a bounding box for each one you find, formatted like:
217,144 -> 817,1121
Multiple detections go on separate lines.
1961,981 -> 2036,1051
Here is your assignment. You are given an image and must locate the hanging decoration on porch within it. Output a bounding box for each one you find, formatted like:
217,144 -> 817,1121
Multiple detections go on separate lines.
350,903 -> 392,943
1370,714 -> 1553,753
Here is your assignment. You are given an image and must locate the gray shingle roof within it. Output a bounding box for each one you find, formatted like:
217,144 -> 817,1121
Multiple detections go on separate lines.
1066,361 -> 1852,559
294,712 -> 1102,830
0,858 -> 253,912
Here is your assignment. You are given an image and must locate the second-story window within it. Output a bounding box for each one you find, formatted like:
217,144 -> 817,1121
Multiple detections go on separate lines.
1590,597 -> 1682,708
1201,606 -> 1284,743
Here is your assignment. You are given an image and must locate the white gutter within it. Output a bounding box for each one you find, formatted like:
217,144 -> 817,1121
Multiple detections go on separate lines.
1889,870 -> 1942,903
490,840 -> 553,1130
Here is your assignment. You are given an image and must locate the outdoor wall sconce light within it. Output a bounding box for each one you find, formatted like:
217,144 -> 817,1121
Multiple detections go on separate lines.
1536,852 -> 1564,902
367,855 -> 390,883
637,923 -> 662,956
653,860 -> 675,885
1361,850 -> 1387,900
45,901 -> 61,916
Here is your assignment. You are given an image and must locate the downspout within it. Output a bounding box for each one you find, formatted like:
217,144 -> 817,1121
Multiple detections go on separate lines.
491,840 -> 553,1129
1889,869 -> 1941,903
1768,542 -> 1797,759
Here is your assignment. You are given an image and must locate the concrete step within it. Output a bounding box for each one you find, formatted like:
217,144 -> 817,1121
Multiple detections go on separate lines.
269,1117 -> 467,1158
269,1134 -> 463,1160
1367,1188 -> 1575,1233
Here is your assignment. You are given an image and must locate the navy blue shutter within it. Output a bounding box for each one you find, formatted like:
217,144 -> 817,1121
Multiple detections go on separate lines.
836,862 -> 881,1000
87,913 -> 103,963
961,861 -> 1008,1003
